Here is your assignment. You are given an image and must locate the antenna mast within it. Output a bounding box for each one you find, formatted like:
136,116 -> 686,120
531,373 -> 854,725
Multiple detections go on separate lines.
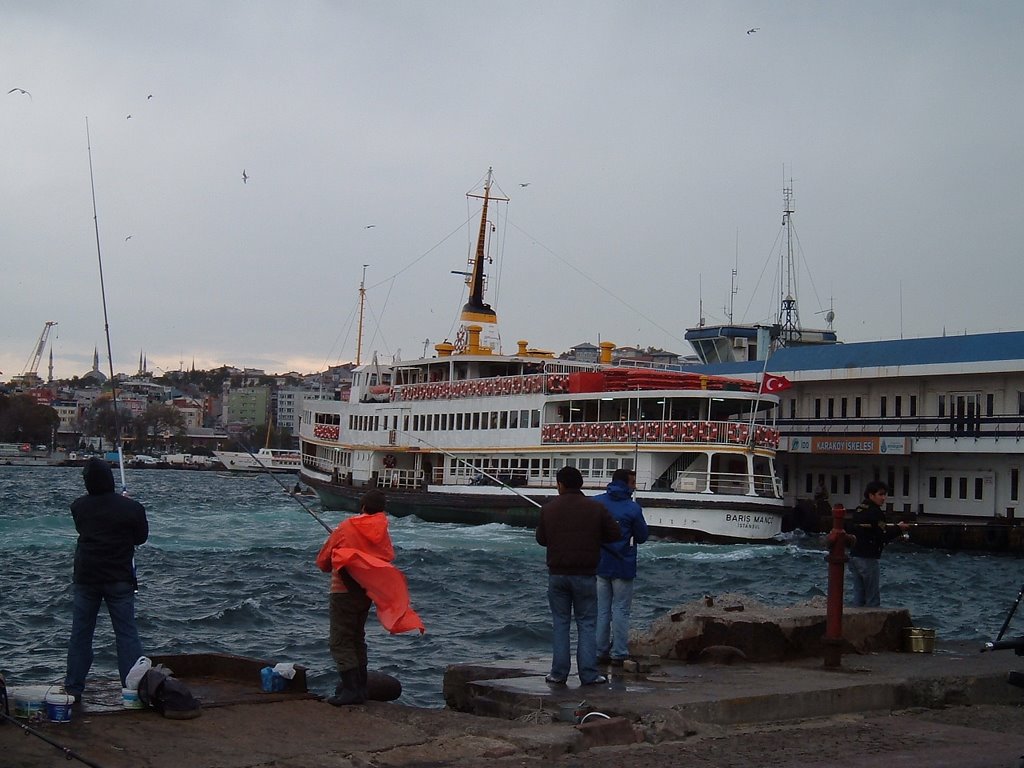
778,181 -> 802,344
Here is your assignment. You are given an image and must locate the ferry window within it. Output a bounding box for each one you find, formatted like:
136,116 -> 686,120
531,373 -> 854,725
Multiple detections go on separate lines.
531,410 -> 541,428
829,476 -> 838,495
841,398 -> 848,418
814,399 -> 821,418
895,396 -> 902,417
607,458 -> 619,472
986,394 -> 994,417
490,412 -> 499,429
623,458 -> 634,471
902,468 -> 910,497
500,411 -> 508,429
959,477 -> 968,500
827,398 -> 834,418
1012,468 -> 1019,502
886,468 -> 895,496
910,396 -> 917,417
928,476 -> 937,498
472,413 -> 480,430
593,458 -> 605,475
880,397 -> 887,418
455,413 -> 462,430
943,477 -> 952,498
1018,392 -> 1024,415
843,474 -> 851,495
938,395 -> 946,417
855,397 -> 862,418
480,412 -> 488,430
404,415 -> 410,431
788,399 -> 796,419
508,411 -> 518,428
974,478 -> 983,500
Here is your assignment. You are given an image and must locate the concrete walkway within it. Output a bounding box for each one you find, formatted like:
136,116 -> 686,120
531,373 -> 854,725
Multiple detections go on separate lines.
3,643 -> 1023,767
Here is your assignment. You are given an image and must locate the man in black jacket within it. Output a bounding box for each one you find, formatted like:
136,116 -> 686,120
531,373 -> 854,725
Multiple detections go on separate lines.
845,480 -> 909,607
536,466 -> 619,686
64,458 -> 149,703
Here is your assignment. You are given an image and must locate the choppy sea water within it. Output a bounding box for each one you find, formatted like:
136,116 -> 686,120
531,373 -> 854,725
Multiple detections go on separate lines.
2,466 -> 1022,708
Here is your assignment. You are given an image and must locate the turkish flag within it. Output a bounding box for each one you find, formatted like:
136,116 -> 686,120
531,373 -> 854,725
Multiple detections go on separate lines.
760,373 -> 792,394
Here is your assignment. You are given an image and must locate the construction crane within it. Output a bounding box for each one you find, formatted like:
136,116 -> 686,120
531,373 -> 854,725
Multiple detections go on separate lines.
15,321 -> 57,386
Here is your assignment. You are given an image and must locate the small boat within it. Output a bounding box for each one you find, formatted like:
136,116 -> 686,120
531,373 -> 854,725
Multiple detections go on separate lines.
298,169 -> 786,542
214,448 -> 301,473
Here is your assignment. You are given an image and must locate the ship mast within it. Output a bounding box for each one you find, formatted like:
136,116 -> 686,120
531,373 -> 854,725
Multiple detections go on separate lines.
356,264 -> 367,366
455,167 -> 507,353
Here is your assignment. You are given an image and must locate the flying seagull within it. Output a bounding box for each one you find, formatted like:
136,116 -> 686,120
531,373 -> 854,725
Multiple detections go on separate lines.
242,170 -> 249,184
126,114 -> 132,119
7,87 -> 31,99
147,94 -> 153,99
747,27 -> 760,34
519,182 -> 530,187
125,235 -> 132,241
364,224 -> 376,229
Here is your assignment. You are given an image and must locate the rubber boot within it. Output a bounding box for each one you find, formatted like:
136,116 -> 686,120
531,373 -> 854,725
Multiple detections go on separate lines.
358,666 -> 369,702
327,668 -> 364,706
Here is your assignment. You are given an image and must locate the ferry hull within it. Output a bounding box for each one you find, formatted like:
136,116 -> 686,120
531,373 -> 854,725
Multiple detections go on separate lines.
302,474 -> 782,543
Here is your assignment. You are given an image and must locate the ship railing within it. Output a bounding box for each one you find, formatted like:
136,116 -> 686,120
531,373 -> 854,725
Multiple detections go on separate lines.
540,419 -> 779,449
380,468 -> 422,489
393,374 -> 548,402
673,469 -> 781,498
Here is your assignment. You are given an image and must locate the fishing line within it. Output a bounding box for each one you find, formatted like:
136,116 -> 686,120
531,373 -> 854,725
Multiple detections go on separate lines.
85,117 -> 128,494
391,429 -> 542,508
232,436 -> 332,532
995,582 -> 1024,642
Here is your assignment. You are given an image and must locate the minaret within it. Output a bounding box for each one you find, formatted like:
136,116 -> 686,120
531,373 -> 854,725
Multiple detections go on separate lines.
93,347 -> 100,373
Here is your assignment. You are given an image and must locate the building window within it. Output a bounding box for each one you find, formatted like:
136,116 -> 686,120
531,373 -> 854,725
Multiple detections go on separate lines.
789,399 -> 796,419
814,399 -> 821,418
959,477 -> 968,500
895,396 -> 902,417
986,394 -> 994,417
886,467 -> 896,496
1012,468 -> 1020,502
902,467 -> 910,497
827,398 -> 834,418
841,397 -> 848,418
943,477 -> 952,498
975,478 -> 984,500
880,396 -> 887,418
910,395 -> 917,417
805,473 -> 813,494
855,397 -> 862,418
938,395 -> 946,417
843,474 -> 851,495
929,476 -> 937,498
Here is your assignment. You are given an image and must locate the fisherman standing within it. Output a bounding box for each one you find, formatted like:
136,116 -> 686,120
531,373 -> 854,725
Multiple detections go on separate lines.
536,466 -> 620,686
316,490 -> 424,705
594,468 -> 648,667
845,480 -> 910,607
64,458 -> 149,703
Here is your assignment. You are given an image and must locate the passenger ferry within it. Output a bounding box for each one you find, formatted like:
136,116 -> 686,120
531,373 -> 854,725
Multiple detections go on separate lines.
298,169 -> 786,542
213,447 -> 301,473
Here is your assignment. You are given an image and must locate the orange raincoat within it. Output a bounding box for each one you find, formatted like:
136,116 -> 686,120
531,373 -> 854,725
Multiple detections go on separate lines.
316,514 -> 425,635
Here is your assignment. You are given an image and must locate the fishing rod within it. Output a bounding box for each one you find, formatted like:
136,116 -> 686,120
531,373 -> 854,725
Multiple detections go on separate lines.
233,436 -> 332,532
86,117 -> 127,494
0,711 -> 107,768
994,582 -> 1024,642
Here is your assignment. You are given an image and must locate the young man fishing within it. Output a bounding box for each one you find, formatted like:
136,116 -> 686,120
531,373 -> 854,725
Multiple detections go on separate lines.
316,490 -> 424,705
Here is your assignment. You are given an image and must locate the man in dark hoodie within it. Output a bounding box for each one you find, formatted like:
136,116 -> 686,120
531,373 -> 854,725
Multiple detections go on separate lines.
594,468 -> 648,666
64,458 -> 149,703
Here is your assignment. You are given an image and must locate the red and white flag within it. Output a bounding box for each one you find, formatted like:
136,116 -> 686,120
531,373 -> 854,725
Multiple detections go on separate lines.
759,373 -> 793,394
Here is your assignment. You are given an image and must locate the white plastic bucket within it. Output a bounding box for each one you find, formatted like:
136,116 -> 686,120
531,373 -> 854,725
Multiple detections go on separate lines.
8,685 -> 50,719
122,687 -> 144,709
44,691 -> 73,723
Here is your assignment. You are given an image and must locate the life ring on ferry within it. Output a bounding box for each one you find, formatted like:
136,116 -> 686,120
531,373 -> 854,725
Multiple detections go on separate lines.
737,424 -> 750,443
645,423 -> 660,441
663,422 -> 678,441
727,424 -> 739,443
697,423 -> 709,441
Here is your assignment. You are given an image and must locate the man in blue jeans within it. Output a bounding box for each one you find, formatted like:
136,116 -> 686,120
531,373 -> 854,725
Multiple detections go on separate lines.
65,458 -> 149,703
595,468 -> 648,667
536,466 -> 619,686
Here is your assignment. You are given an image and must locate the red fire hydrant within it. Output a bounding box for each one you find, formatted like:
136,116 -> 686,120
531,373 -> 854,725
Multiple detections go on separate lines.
823,503 -> 854,668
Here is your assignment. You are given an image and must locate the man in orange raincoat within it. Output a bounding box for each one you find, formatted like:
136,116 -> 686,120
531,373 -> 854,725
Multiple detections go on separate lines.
316,490 -> 424,705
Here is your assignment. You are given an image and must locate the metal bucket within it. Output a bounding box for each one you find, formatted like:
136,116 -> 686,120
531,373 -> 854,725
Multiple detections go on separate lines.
904,627 -> 936,653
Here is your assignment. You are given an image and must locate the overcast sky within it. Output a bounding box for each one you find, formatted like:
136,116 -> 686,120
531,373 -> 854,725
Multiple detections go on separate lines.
3,2 -> 1022,381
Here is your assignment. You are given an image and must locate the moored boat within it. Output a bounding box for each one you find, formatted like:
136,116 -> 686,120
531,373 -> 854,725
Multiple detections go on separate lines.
214,448 -> 301,473
298,169 -> 786,542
